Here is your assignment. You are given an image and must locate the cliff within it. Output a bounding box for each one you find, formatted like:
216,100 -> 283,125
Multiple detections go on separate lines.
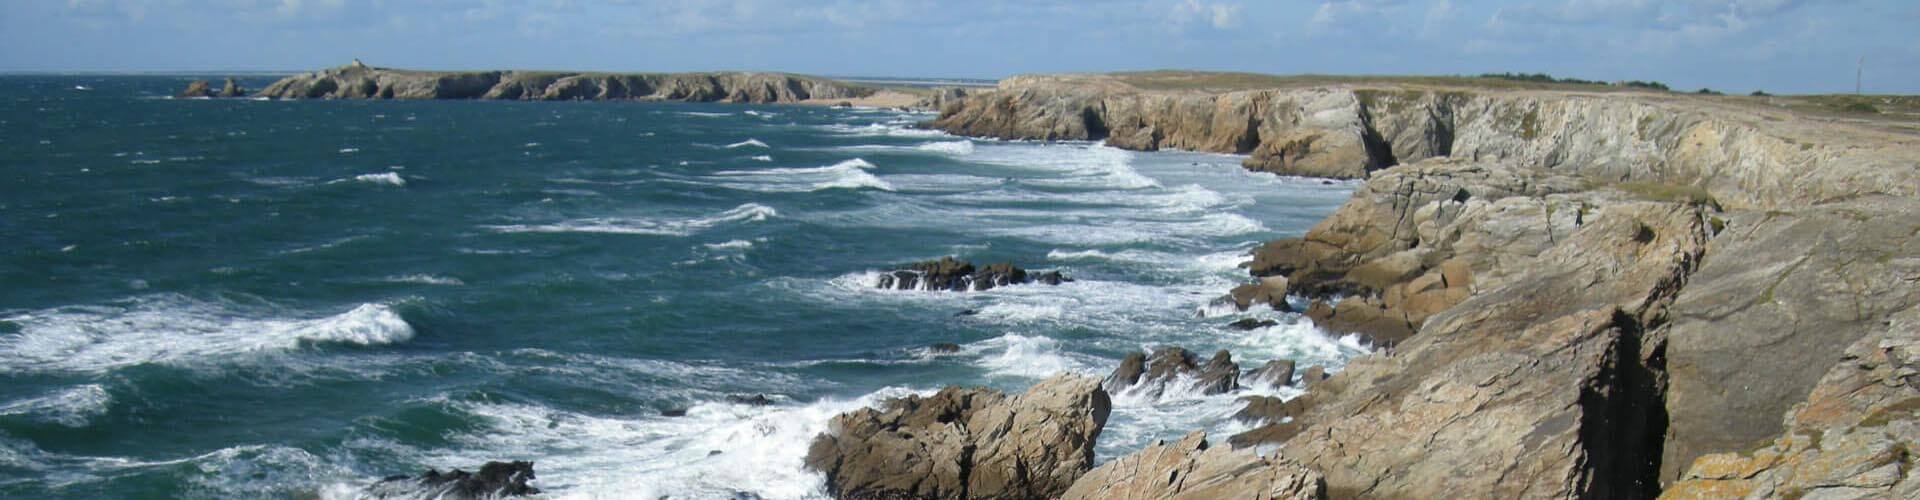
891,73 -> 1920,499
248,61 -> 880,104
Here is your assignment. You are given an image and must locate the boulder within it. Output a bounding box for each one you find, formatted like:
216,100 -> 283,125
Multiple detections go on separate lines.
805,374 -> 1111,499
1220,275 -> 1292,312
1244,359 -> 1297,388
1107,347 -> 1239,397
1225,318 -> 1278,330
1062,431 -> 1325,499
875,257 -> 1068,292
365,461 -> 539,499
1303,298 -> 1414,346
1230,395 -> 1299,425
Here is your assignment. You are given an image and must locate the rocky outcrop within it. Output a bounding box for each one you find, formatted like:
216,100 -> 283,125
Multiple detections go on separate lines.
216,78 -> 246,97
1662,306 -> 1920,499
1103,347 -> 1239,397
177,80 -> 214,98
1239,193 -> 1710,498
251,62 -> 876,103
364,461 -> 539,499
927,75 -> 1920,210
804,374 -> 1110,499
875,257 -> 1069,292
1062,431 -> 1324,500
1217,276 -> 1292,312
1657,198 -> 1920,483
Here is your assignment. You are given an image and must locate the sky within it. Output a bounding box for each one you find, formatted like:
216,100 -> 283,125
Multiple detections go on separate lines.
2,0 -> 1916,94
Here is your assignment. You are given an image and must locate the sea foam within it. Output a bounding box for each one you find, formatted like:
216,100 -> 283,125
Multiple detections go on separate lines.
0,295 -> 415,374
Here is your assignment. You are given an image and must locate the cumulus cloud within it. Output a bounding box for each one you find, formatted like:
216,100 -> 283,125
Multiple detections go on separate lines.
1170,0 -> 1243,30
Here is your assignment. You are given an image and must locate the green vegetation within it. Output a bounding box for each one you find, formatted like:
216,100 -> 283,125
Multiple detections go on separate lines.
1696,88 -> 1723,96
1841,102 -> 1880,114
1477,73 -> 1671,91
1751,90 -> 1771,97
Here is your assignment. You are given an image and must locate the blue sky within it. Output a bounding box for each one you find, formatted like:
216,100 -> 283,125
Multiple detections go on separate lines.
3,0 -> 1916,94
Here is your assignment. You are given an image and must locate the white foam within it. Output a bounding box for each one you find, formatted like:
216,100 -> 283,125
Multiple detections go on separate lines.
750,155 -> 773,162
486,203 -> 778,236
0,384 -> 111,427
338,148 -> 359,154
383,274 -> 465,286
0,296 -> 415,374
368,387 -> 924,499
819,123 -> 951,138
915,140 -> 975,156
705,159 -> 893,193
973,334 -> 1087,379
678,111 -> 732,118
725,139 -> 769,149
703,240 -> 755,250
350,172 -> 405,187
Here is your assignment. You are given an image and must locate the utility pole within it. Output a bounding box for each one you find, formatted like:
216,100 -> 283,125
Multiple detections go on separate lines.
1856,56 -> 1863,95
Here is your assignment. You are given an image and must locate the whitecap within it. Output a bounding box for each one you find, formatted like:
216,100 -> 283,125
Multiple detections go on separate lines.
485,203 -> 778,236
749,155 -> 773,162
704,159 -> 893,193
678,111 -> 732,118
0,384 -> 111,427
703,240 -> 754,250
338,148 -> 359,154
973,334 -> 1087,379
725,139 -> 769,149
348,172 -> 405,187
915,140 -> 974,156
382,274 -> 465,286
0,296 -> 416,374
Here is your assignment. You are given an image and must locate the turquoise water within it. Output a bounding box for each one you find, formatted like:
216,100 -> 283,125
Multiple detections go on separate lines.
0,75 -> 1360,498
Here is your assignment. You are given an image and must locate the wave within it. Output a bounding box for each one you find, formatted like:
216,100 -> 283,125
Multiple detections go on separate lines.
382,274 -> 465,286
677,111 -> 732,118
818,123 -> 951,138
0,295 -> 416,374
363,388 -> 925,499
725,139 -> 769,149
750,155 -> 773,162
702,239 -> 755,250
348,172 -> 406,187
705,159 -> 893,193
484,203 -> 778,236
0,384 -> 111,427
916,140 -> 975,155
972,334 -> 1089,379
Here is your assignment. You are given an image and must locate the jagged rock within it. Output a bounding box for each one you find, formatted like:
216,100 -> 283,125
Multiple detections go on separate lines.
1659,199 -> 1920,483
216,78 -> 246,97
1663,307 -> 1920,499
805,374 -> 1110,500
1106,347 -> 1239,397
1244,359 -> 1297,388
1264,200 -> 1710,498
177,80 -> 214,98
1228,422 -> 1305,450
1225,318 -> 1278,330
1061,431 -> 1325,499
875,257 -> 1068,292
365,461 -> 539,499
1230,395 -> 1299,425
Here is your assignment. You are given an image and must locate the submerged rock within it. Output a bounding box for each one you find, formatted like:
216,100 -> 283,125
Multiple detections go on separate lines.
927,342 -> 962,354
874,257 -> 1069,292
365,461 -> 539,499
1225,317 -> 1278,330
1103,347 -> 1239,397
805,373 -> 1110,499
1244,359 -> 1297,388
1062,431 -> 1324,499
725,394 -> 776,406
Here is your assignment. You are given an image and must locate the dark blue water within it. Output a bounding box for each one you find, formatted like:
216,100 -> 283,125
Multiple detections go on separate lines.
0,75 -> 1359,498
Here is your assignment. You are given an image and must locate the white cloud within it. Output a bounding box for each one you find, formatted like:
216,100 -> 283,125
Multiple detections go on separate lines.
1170,0 -> 1242,31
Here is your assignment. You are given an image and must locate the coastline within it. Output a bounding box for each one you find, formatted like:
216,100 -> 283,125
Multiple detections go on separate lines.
204,65 -> 1920,498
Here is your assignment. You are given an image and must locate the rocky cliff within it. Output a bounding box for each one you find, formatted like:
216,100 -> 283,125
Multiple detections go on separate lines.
886,73 -> 1920,499
249,61 -> 877,103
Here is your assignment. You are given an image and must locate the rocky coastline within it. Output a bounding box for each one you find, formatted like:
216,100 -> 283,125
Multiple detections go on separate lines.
813,73 -> 1920,498
271,66 -> 1920,498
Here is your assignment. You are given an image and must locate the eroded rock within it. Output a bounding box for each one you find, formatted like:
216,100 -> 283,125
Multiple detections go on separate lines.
1104,347 -> 1239,397
1062,431 -> 1325,499
805,374 -> 1110,499
876,257 -> 1069,292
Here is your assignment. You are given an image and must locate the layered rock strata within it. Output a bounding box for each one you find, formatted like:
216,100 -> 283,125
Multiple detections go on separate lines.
1062,431 -> 1324,500
804,374 -> 1110,499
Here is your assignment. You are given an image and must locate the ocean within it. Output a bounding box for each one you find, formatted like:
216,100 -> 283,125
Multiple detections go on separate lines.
0,75 -> 1361,498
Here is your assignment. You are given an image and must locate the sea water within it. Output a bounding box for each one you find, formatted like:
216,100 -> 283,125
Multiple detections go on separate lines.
0,75 -> 1361,498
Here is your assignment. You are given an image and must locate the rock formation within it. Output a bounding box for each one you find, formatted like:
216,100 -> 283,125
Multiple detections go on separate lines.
177,80 -> 214,98
875,257 -> 1069,292
804,374 -> 1110,499
1062,431 -> 1324,500
1103,347 -> 1240,397
363,461 -> 539,499
249,62 -> 876,103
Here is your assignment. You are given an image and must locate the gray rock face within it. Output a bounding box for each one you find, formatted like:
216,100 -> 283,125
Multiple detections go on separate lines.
1244,359 -> 1297,388
1659,198 -> 1920,483
1663,306 -> 1920,499
804,374 -> 1111,500
1062,431 -> 1324,500
1257,199 -> 1710,498
255,62 -> 875,104
1104,347 -> 1239,397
